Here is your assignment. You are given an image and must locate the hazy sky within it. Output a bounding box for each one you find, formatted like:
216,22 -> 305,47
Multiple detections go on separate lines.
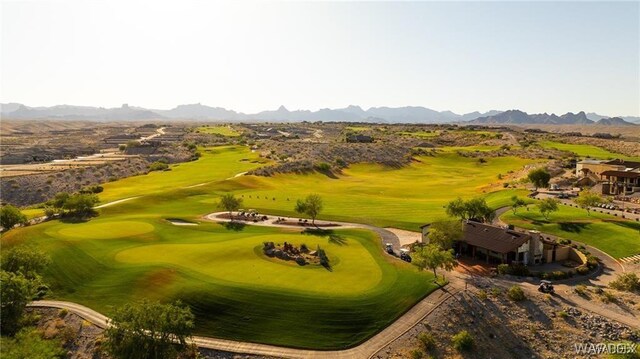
2,1 -> 639,116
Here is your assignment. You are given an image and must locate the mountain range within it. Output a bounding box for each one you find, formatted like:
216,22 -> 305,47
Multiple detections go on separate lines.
1,102 -> 637,125
471,110 -> 637,126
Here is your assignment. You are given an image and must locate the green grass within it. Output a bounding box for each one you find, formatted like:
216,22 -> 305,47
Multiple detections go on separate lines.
501,203 -> 640,259
195,125 -> 242,137
537,141 -> 639,161
345,126 -> 371,132
2,145 -> 548,348
216,152 -> 535,230
398,130 -> 440,138
438,145 -> 505,153
3,219 -> 437,349
98,146 -> 269,203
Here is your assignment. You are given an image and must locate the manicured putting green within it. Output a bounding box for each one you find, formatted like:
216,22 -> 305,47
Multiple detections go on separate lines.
116,233 -> 383,295
3,219 -> 436,349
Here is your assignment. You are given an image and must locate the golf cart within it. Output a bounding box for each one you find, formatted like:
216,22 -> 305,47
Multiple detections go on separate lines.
399,248 -> 412,263
385,243 -> 394,255
538,280 -> 555,294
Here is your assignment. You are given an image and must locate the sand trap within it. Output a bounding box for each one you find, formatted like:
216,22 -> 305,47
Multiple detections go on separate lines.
166,218 -> 198,226
385,228 -> 422,246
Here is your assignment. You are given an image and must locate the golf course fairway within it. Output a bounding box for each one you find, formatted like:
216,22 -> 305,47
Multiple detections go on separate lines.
7,144 -> 613,349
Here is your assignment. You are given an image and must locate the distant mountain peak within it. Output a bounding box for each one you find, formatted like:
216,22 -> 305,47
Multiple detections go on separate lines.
277,105 -> 289,112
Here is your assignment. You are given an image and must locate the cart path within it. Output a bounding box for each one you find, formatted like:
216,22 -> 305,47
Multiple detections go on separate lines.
203,212 -> 404,254
29,286 -> 463,359
94,196 -> 141,209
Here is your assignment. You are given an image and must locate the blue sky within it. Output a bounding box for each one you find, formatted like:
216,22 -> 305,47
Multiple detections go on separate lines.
1,1 -> 638,116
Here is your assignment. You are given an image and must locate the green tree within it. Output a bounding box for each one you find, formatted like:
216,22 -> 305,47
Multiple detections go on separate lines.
412,244 -> 457,281
427,220 -> 463,249
528,168 -> 551,189
218,193 -> 242,220
1,246 -> 50,280
574,190 -> 602,216
1,328 -> 65,359
510,195 -> 526,215
50,192 -> 70,209
446,197 -> 495,223
295,194 -> 323,226
445,197 -> 468,220
0,271 -> 36,336
0,205 -> 27,232
104,300 -> 195,359
0,247 -> 51,336
538,198 -> 559,220
62,193 -> 99,218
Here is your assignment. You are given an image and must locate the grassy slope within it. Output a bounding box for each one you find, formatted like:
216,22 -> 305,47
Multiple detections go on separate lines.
537,141 -> 639,161
98,146 -> 269,202
5,216 -> 435,348
500,204 -> 640,259
212,152 -> 534,230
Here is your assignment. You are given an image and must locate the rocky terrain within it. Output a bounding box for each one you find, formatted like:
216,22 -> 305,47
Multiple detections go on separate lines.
373,282 -> 640,359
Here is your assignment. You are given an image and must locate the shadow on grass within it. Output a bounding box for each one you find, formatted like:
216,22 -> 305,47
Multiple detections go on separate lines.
224,221 -> 246,231
605,220 -> 640,231
302,228 -> 347,246
328,234 -> 347,246
302,228 -> 334,236
531,219 -> 551,226
59,216 -> 92,224
558,222 -> 588,233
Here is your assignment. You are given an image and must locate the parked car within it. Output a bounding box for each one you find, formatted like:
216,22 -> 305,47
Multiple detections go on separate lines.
399,248 -> 412,262
385,243 -> 394,255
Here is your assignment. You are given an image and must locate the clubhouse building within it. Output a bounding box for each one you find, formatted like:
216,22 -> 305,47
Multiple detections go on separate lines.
420,221 -> 545,265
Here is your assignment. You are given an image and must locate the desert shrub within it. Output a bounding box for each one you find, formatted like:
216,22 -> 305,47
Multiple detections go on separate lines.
609,273 -> 640,292
507,285 -> 526,301
410,349 -> 423,359
574,285 -> 588,296
149,161 -> 169,171
314,162 -> 331,172
295,257 -> 306,266
558,310 -> 568,319
576,265 -> 590,275
451,330 -> 474,351
476,289 -> 488,300
57,309 -> 68,318
490,287 -> 502,297
543,271 -> 569,280
600,291 -> 617,303
497,263 -> 530,277
586,255 -> 599,269
497,264 -> 509,275
418,332 -> 435,351
58,325 -> 78,345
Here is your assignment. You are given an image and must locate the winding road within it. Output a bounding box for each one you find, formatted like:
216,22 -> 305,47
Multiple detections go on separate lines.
28,211 -> 639,358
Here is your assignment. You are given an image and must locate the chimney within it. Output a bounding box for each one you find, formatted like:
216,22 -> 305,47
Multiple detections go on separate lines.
527,230 -> 541,265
